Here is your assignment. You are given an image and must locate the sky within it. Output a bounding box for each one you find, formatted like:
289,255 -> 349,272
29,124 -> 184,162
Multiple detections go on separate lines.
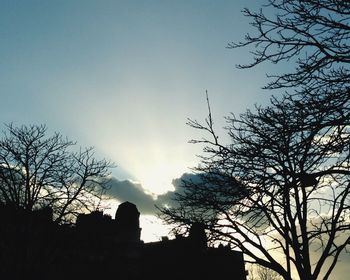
0,0 -> 270,195
0,0 -> 272,205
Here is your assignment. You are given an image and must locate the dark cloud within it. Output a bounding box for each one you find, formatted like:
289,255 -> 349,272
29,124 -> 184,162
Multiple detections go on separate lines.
171,172 -> 203,188
106,178 -> 157,214
155,173 -> 198,206
106,173 -> 199,215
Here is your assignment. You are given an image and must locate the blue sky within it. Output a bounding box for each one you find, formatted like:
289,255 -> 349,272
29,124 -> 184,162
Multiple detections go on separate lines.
0,0 -> 272,194
1,0 -> 274,234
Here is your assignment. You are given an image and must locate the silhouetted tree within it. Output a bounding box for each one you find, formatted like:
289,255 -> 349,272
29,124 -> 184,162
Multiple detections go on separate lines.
0,124 -> 113,223
228,0 -> 350,95
159,91 -> 350,280
161,2 -> 349,279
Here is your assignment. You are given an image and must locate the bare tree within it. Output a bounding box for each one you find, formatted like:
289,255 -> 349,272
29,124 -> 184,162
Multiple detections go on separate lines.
159,91 -> 350,280
0,124 -> 113,223
228,0 -> 350,94
160,1 -> 350,279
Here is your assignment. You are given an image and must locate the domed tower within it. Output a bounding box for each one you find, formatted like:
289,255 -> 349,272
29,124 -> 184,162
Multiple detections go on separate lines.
114,201 -> 141,242
189,222 -> 207,249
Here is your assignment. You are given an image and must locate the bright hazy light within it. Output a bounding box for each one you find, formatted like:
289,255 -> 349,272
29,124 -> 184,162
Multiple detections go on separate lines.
136,161 -> 186,195
119,143 -> 197,195
104,138 -> 198,195
140,215 -> 173,242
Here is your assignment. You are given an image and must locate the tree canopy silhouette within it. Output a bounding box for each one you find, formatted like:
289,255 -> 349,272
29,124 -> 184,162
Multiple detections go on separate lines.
0,124 -> 113,223
228,0 -> 350,95
160,91 -> 350,280
159,1 -> 350,279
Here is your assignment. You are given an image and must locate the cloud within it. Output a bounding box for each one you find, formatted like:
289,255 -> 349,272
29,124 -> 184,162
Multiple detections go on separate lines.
156,172 -> 201,206
171,172 -> 203,188
105,173 -> 199,215
106,178 -> 157,214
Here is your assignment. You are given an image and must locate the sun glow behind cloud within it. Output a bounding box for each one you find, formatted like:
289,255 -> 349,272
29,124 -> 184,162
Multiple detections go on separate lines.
113,142 -> 195,195
133,155 -> 189,194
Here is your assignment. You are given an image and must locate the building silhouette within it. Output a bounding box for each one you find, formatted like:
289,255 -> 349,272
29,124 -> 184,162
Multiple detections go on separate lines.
0,201 -> 247,280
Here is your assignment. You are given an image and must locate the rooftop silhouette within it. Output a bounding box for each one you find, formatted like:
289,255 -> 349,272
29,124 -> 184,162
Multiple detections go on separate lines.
0,201 -> 247,280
